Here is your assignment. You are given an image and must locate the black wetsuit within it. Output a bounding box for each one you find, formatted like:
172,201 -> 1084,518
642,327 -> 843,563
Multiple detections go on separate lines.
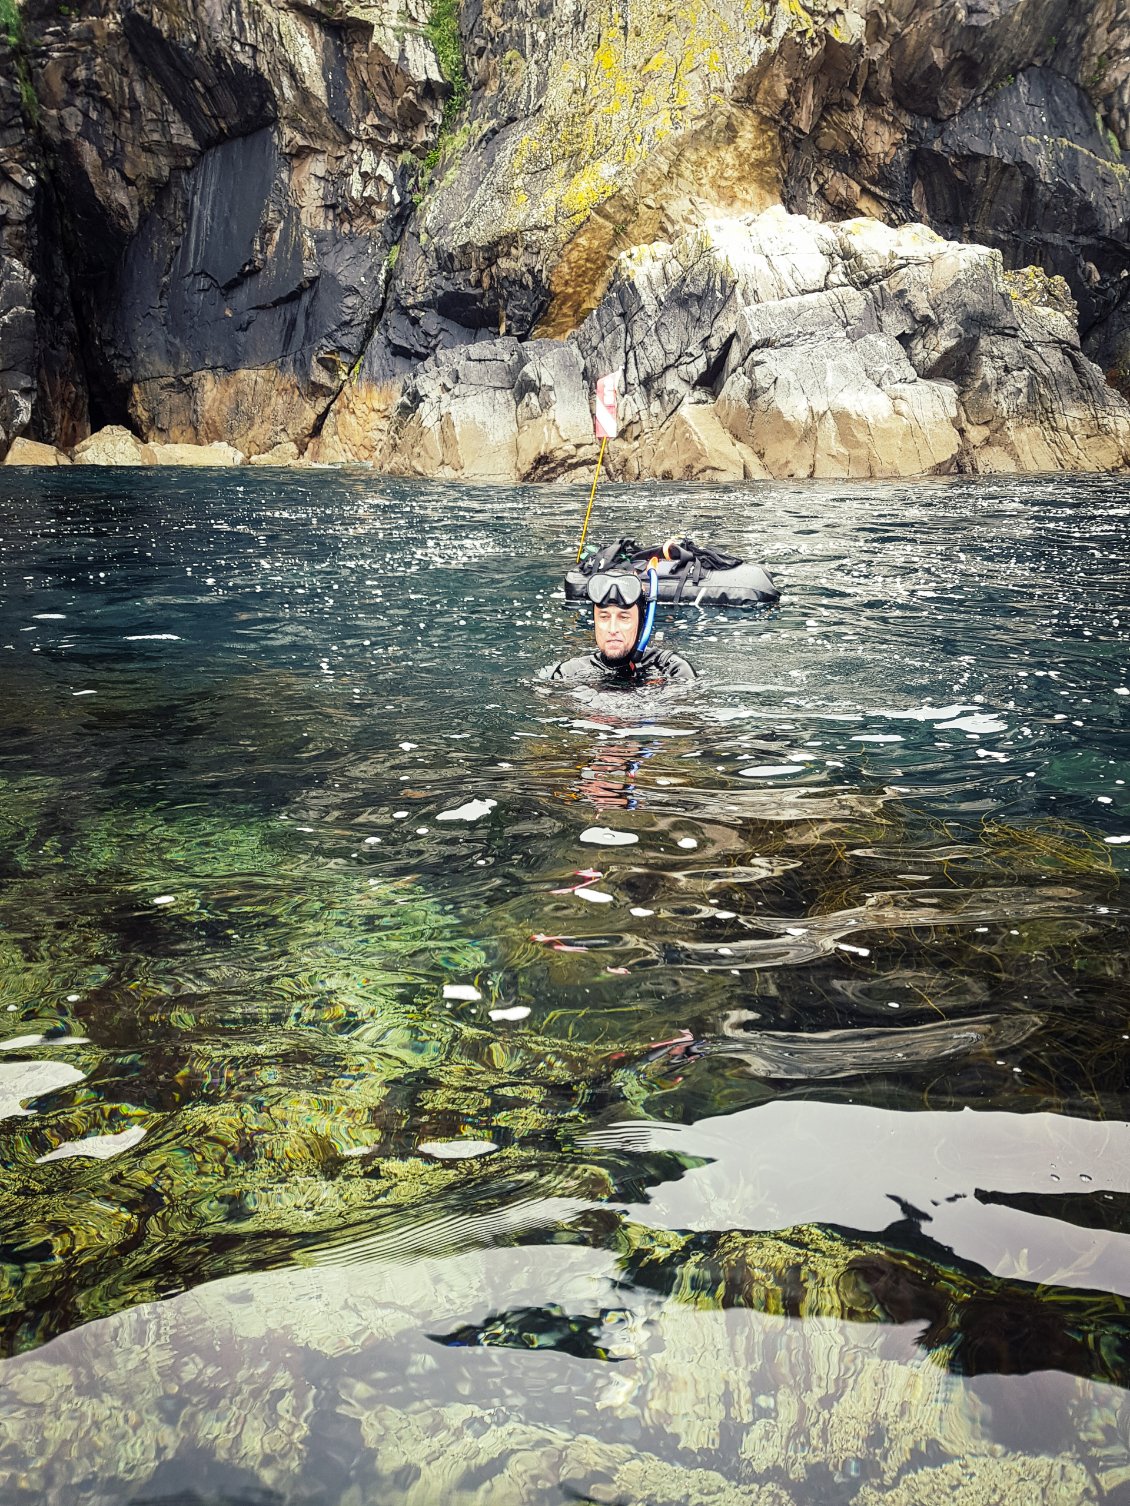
543,644 -> 696,683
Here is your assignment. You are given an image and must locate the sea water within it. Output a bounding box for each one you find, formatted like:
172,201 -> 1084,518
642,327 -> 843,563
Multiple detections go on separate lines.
0,468 -> 1127,1504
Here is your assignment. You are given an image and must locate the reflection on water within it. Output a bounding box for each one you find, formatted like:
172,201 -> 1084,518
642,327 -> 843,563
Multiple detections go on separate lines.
0,470 -> 1127,1503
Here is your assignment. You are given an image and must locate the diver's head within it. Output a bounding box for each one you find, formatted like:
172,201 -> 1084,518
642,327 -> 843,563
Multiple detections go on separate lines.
586,570 -> 646,663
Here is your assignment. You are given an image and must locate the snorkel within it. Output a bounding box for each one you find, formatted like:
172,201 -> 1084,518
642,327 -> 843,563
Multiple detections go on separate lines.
634,563 -> 658,659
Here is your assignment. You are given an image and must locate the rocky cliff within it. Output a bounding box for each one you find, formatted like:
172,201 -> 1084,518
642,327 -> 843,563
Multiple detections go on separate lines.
3,0 -> 1130,477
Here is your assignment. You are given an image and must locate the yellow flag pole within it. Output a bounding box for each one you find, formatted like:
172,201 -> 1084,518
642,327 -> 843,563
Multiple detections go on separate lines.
576,435 -> 607,564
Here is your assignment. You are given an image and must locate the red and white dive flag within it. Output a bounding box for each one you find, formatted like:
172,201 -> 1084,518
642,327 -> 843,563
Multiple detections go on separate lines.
593,373 -> 619,439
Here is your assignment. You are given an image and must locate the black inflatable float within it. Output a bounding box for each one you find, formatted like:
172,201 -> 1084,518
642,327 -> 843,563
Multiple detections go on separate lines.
565,537 -> 780,608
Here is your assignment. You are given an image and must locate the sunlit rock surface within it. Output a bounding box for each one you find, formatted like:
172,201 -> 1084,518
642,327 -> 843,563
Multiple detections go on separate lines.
325,210 -> 1130,480
1,436 -> 70,465
70,424 -> 155,466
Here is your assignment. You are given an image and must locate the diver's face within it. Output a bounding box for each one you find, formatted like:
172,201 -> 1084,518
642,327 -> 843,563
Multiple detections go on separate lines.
594,602 -> 639,661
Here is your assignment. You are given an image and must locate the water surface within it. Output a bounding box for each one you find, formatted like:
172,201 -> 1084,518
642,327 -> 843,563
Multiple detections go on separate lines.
0,469 -> 1128,1505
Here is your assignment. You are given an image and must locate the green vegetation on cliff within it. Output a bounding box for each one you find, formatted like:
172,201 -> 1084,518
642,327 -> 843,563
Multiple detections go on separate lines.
0,0 -> 37,121
0,0 -> 20,45
426,0 -> 467,127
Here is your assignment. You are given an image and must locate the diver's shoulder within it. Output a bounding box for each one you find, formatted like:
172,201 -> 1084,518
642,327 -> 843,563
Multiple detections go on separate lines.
649,647 -> 697,679
540,653 -> 600,681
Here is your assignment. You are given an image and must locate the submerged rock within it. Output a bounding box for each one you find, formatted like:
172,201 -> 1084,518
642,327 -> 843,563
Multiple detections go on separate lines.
332,209 -> 1130,480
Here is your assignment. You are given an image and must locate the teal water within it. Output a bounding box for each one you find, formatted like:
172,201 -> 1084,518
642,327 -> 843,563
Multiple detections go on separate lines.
0,469 -> 1128,1505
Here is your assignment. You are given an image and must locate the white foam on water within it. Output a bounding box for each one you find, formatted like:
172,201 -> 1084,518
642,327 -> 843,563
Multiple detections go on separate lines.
37,1125 -> 147,1163
436,798 -> 497,822
124,634 -> 181,641
579,827 -> 638,846
936,714 -> 1008,735
878,704 -> 972,721
418,1139 -> 498,1160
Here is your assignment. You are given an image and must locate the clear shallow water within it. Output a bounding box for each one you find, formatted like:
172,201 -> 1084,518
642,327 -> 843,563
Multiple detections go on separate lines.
0,469 -> 1128,1505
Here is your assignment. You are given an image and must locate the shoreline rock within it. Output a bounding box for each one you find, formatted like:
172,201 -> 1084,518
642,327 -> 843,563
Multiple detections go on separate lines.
2,437 -> 71,466
7,211 -> 1129,483
316,210 -> 1130,481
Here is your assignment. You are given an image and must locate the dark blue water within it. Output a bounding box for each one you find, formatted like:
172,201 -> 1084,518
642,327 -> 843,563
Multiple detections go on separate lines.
0,468 -> 1127,1505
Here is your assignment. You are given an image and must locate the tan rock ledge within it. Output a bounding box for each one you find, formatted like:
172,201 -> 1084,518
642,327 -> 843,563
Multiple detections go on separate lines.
149,441 -> 247,466
3,438 -> 72,466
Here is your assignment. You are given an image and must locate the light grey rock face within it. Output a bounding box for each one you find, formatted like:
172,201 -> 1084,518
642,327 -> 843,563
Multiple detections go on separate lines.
24,0 -> 446,453
376,209 -> 1130,481
381,337 -> 594,480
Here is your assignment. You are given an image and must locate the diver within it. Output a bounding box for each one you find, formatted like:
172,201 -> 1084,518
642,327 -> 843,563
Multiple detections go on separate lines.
542,569 -> 696,684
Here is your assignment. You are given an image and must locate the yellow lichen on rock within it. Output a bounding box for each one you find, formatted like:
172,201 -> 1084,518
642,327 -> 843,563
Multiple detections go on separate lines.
455,0 -> 807,267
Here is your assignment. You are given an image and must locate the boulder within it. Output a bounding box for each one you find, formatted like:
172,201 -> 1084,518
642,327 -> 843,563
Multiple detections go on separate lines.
578,209 -> 1130,478
2,437 -> 71,466
149,442 -> 246,466
651,404 -> 765,482
248,441 -> 302,466
382,338 -> 595,482
71,426 -> 155,465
